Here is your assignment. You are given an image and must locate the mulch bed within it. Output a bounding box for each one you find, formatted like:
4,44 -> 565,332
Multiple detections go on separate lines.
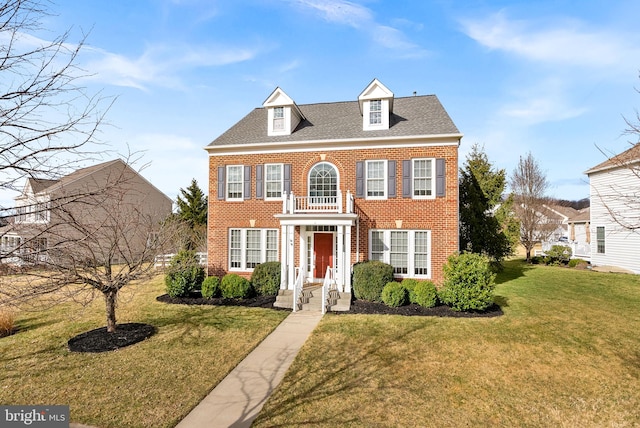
68,323 -> 156,353
68,295 -> 501,353
157,292 -> 503,318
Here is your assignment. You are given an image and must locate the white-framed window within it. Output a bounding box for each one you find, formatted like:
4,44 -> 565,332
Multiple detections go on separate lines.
273,107 -> 285,131
596,226 -> 605,254
229,228 -> 279,271
368,229 -> 431,277
308,162 -> 338,201
366,160 -> 386,199
226,165 -> 243,200
369,99 -> 382,125
413,158 -> 435,199
265,163 -> 283,200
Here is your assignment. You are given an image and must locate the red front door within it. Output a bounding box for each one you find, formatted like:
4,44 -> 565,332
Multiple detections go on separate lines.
314,233 -> 333,278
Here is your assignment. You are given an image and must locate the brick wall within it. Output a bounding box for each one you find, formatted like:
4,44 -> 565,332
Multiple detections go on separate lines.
207,145 -> 458,284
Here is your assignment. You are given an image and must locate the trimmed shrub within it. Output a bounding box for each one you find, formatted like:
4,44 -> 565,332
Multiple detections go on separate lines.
414,280 -> 438,308
221,274 -> 253,299
381,282 -> 408,307
568,258 -> 588,268
353,260 -> 395,302
251,261 -> 281,296
440,252 -> 496,312
201,276 -> 220,299
0,309 -> 15,337
545,245 -> 572,265
401,278 -> 420,304
165,250 -> 205,297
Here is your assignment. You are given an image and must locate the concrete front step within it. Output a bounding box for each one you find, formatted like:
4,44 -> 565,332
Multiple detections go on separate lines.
274,288 -> 351,311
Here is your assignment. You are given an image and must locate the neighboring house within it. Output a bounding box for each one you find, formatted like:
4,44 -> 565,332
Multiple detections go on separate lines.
567,208 -> 591,260
586,143 -> 640,273
0,159 -> 172,265
205,79 -> 462,309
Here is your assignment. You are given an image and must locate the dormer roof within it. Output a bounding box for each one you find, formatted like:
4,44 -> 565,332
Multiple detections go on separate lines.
358,78 -> 394,114
262,87 -> 304,119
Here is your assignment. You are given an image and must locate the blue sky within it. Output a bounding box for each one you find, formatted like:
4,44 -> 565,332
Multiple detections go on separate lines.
6,0 -> 640,206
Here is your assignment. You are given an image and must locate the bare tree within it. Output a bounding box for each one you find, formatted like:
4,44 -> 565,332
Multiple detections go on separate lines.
0,160 -> 173,333
510,152 -> 555,261
0,0 -> 110,198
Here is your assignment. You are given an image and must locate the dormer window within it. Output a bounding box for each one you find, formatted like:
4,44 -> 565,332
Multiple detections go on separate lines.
359,79 -> 394,131
273,107 -> 285,131
369,100 -> 382,125
263,87 -> 305,136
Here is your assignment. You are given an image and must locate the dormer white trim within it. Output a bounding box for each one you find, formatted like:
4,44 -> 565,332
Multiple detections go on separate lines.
263,87 -> 304,136
358,78 -> 394,131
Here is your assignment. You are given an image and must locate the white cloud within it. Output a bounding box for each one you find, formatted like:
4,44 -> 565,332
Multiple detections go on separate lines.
460,11 -> 640,71
81,43 -> 261,90
286,0 -> 428,58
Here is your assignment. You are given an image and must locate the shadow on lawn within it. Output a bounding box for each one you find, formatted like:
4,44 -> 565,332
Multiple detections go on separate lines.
251,321 -> 431,427
495,259 -> 533,285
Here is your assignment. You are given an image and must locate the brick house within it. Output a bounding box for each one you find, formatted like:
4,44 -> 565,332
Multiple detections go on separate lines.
205,79 -> 462,309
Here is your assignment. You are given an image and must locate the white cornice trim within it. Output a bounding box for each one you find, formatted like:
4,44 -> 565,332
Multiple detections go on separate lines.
204,133 -> 463,156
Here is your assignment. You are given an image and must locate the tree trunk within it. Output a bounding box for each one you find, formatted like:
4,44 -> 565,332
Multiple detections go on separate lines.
104,289 -> 118,333
526,248 -> 531,262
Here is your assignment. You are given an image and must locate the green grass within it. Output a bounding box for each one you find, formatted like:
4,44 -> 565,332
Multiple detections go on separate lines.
0,275 -> 289,428
254,260 -> 640,427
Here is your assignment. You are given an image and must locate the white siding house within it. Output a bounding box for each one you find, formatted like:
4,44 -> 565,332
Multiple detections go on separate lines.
586,144 -> 640,273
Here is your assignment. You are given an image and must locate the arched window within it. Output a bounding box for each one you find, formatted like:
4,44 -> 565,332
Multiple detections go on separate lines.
308,162 -> 338,200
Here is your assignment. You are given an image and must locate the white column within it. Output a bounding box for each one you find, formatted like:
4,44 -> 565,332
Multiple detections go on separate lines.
299,227 -> 306,285
337,225 -> 344,291
345,225 -> 352,293
280,225 -> 288,289
287,225 -> 295,289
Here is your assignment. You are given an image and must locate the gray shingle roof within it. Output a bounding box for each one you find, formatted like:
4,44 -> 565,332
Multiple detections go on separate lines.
207,94 -> 460,147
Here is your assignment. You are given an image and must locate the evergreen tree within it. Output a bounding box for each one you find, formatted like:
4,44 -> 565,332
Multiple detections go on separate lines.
459,144 -> 517,265
175,179 -> 207,251
176,179 -> 208,227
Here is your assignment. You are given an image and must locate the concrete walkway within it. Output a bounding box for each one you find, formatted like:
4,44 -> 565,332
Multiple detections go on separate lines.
175,310 -> 323,428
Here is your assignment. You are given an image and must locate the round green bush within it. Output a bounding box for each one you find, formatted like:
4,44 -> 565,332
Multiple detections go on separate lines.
414,280 -> 438,308
401,278 -> 420,304
545,245 -> 572,265
381,281 -> 408,307
440,252 -> 496,312
221,273 -> 253,299
353,260 -> 395,302
250,261 -> 281,296
568,258 -> 587,268
201,276 -> 220,299
165,250 -> 205,297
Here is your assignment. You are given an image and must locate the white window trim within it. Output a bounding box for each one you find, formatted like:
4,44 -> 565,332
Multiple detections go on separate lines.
228,228 -> 279,271
226,165 -> 244,201
412,158 -> 436,200
369,99 -> 382,125
265,163 -> 284,201
368,229 -> 432,279
307,162 -> 340,199
365,160 -> 387,200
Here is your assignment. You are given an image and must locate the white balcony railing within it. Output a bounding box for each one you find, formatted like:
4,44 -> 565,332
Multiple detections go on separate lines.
282,190 -> 354,214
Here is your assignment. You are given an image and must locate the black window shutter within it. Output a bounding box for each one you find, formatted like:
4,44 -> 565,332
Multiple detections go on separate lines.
217,166 -> 225,200
355,161 -> 364,198
256,165 -> 264,199
283,164 -> 291,194
244,165 -> 251,200
388,160 -> 396,197
402,160 -> 411,198
436,158 -> 445,197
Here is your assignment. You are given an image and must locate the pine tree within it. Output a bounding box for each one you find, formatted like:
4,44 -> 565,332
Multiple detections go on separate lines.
175,179 -> 207,251
459,144 -> 517,265
176,179 -> 207,227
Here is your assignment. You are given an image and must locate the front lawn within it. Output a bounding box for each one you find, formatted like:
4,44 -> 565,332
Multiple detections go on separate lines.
0,275 -> 289,428
254,260 -> 640,427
